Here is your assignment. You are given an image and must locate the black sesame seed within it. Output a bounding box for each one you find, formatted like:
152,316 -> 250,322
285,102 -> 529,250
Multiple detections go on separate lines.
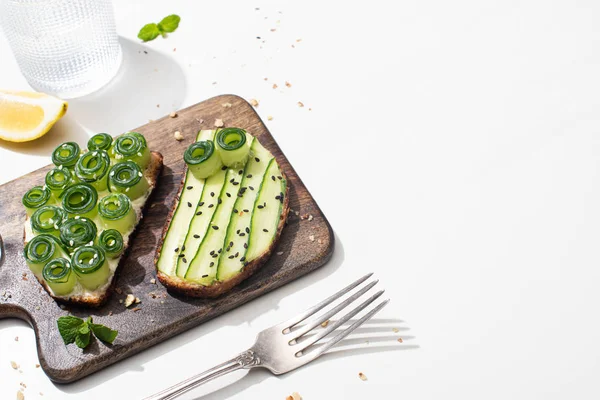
230,241 -> 233,247
212,253 -> 218,258
240,257 -> 246,262
178,254 -> 185,258
187,202 -> 192,207
257,205 -> 264,209
196,211 -> 203,216
244,243 -> 248,249
240,187 -> 247,193
245,227 -> 250,233
235,252 -> 239,257
210,250 -> 215,255
210,191 -> 215,197
218,248 -> 222,253
194,234 -> 200,238
249,186 -> 254,191
234,209 -> 239,213
226,192 -> 231,197
237,229 -> 240,234
243,209 -> 249,213
212,225 -> 219,230
222,166 -> 228,170
271,175 -> 276,181
174,247 -> 179,252
228,255 -> 234,259
255,157 -> 260,162
208,204 -> 214,208
182,245 -> 186,251
218,198 -> 222,204
263,228 -> 269,232
240,232 -> 246,237
277,176 -> 282,180
199,201 -> 205,206
238,170 -> 243,175
210,262 -> 214,267
182,258 -> 187,263
202,274 -> 209,278
275,195 -> 280,200
233,181 -> 239,186
187,186 -> 193,190
247,174 -> 253,178
230,178 -> 234,183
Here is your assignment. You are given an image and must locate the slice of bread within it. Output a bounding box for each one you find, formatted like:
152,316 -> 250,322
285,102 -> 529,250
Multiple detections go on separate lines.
155,168 -> 290,298
24,151 -> 163,307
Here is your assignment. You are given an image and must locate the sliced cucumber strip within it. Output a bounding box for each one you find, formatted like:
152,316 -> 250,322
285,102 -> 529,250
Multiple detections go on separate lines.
31,205 -> 67,238
215,128 -> 250,168
72,246 -> 110,290
98,229 -> 124,258
60,217 -> 98,250
184,140 -> 223,179
185,168 -> 243,284
75,150 -> 111,191
60,183 -> 98,219
175,168 -> 227,278
107,161 -> 149,200
156,130 -> 215,275
98,193 -> 135,232
43,258 -> 77,296
245,159 -> 286,262
51,142 -> 81,167
45,166 -> 74,197
87,133 -> 113,151
23,185 -> 52,216
217,139 -> 273,280
111,132 -> 150,168
23,234 -> 68,276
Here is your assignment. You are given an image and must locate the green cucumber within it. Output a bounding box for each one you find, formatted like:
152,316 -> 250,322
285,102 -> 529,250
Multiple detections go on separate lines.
87,133 -> 113,151
98,229 -> 124,258
111,132 -> 150,168
75,150 -> 111,191
184,166 -> 246,284
175,168 -> 228,278
45,166 -> 74,198
51,142 -> 80,167
23,185 -> 53,216
98,193 -> 135,232
245,159 -> 286,261
217,139 -> 273,281
156,130 -> 214,276
107,161 -> 149,200
23,234 -> 68,277
30,205 -> 67,238
184,140 -> 223,179
71,245 -> 110,290
43,258 -> 77,296
215,128 -> 250,168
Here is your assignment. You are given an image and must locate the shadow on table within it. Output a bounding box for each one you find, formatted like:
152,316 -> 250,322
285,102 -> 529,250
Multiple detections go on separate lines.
0,36 -> 186,157
52,232 -> 345,395
197,318 -> 419,400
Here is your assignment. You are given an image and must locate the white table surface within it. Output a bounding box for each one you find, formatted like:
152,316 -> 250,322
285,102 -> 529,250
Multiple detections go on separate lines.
2,0 -> 600,399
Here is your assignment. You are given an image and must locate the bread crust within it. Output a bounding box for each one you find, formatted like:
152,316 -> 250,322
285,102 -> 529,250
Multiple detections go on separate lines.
155,166 -> 289,298
25,151 -> 164,308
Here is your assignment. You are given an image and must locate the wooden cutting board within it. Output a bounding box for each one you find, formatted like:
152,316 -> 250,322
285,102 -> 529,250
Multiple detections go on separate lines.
0,95 -> 334,383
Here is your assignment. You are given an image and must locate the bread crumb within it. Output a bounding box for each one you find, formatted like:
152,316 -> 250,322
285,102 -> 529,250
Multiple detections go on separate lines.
359,372 -> 367,381
222,103 -> 232,108
321,320 -> 329,328
19,382 -> 26,388
249,98 -> 259,107
169,111 -> 178,118
132,307 -> 141,312
276,251 -> 284,255
124,294 -> 135,308
397,337 -> 403,343
35,364 -> 40,368
270,28 -> 276,32
272,84 -> 278,89
297,101 -> 304,108
214,119 -> 224,128
309,235 -> 315,242
296,38 -> 302,42
17,391 -> 24,400
286,393 -> 302,400
285,81 -> 292,88
308,214 -> 313,221
174,131 -> 184,141
135,297 -> 141,304
150,278 -> 156,284
11,361 -> 19,369
267,116 -> 273,121
317,239 -> 323,244
392,328 -> 399,333
15,336 -> 18,341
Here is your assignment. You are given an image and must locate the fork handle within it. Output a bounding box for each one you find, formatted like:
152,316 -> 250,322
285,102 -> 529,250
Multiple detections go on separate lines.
142,350 -> 260,400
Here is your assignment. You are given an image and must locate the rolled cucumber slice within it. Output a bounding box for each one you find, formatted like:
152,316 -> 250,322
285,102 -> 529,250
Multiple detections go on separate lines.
23,234 -> 68,277
184,167 -> 245,284
156,130 -> 214,276
30,205 -> 67,238
72,245 -> 110,290
215,128 -> 251,168
217,139 -> 273,281
111,132 -> 150,168
107,161 -> 149,200
245,159 -> 286,262
184,140 -> 223,179
43,258 -> 77,296
98,193 -> 136,232
23,185 -> 53,217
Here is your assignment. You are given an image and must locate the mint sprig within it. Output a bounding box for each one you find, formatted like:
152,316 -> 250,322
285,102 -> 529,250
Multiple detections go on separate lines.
138,15 -> 181,42
57,316 -> 118,349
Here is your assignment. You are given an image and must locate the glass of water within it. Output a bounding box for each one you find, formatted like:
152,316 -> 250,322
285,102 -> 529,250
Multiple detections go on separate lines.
0,0 -> 122,99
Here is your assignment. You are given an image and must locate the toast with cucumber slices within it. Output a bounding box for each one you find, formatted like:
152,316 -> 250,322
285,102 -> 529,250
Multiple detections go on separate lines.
155,128 -> 289,298
22,132 -> 163,307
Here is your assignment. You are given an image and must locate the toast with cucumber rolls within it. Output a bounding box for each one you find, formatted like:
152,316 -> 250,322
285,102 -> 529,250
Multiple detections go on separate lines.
22,132 -> 163,307
155,128 -> 289,298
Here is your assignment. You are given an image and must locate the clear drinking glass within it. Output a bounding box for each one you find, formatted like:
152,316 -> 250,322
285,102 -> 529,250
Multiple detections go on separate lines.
0,0 -> 122,99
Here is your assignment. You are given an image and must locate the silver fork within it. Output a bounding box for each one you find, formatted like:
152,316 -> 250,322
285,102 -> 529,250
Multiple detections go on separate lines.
143,273 -> 388,400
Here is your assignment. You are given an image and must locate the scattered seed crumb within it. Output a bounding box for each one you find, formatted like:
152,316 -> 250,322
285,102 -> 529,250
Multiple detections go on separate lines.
359,372 -> 368,381
124,294 -> 135,308
267,115 -> 274,121
108,311 -> 113,316
11,361 -> 19,369
321,320 -> 329,328
317,239 -> 323,244
35,306 -> 40,310
308,215 -> 314,221
173,48 -> 176,52
270,28 -> 276,32
119,299 -> 123,304
39,393 -> 43,397
135,297 -> 141,304
272,84 -> 278,89
249,98 -> 259,107
309,235 -> 315,242
156,104 -> 160,108
35,364 -> 40,368
169,111 -> 178,118
150,278 -> 156,284
214,119 -> 224,128
309,108 -> 312,111
276,251 -> 284,255
392,328 -> 399,333
212,81 -> 217,85
222,102 -> 232,108
285,81 -> 292,88
160,300 -> 165,304
297,101 -> 304,108
264,77 -> 268,81
132,307 -> 141,312
174,131 -> 184,141
296,38 -> 302,42
20,382 -> 26,388
17,391 -> 24,400
397,337 -> 403,343
286,393 -> 302,400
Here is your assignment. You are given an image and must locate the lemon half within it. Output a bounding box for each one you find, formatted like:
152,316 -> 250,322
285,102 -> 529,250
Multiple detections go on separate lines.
0,90 -> 68,143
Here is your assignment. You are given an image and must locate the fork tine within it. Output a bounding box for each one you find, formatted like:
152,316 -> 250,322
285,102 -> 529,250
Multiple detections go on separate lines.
289,280 -> 379,341
294,290 -> 385,350
299,298 -> 390,359
281,273 -> 374,332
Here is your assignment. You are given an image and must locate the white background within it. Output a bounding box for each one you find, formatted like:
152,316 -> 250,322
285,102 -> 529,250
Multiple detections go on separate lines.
2,0 -> 600,399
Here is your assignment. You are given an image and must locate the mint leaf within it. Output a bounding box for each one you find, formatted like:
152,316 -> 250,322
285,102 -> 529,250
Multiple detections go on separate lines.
57,316 -> 85,345
90,323 -> 118,344
158,15 -> 180,33
75,330 -> 91,349
138,23 -> 160,42
78,323 -> 90,335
